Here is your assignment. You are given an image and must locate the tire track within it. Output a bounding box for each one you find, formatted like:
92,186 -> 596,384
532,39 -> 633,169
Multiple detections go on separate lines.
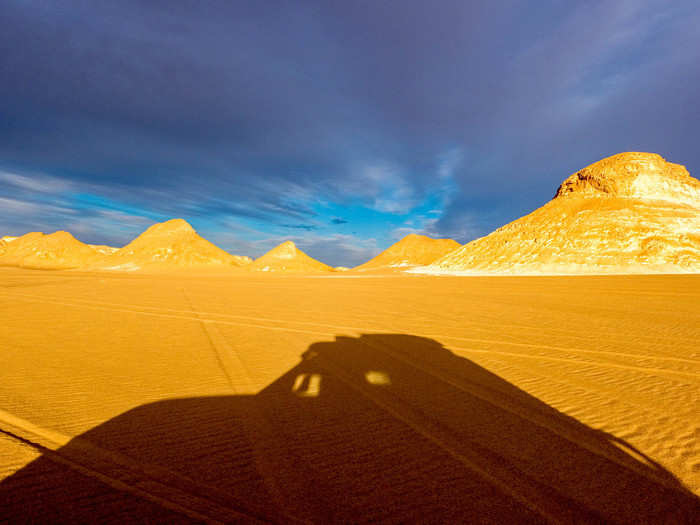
309,352 -> 591,525
446,345 -> 700,381
181,287 -> 320,521
463,353 -> 695,425
355,337 -> 690,489
0,409 -> 287,524
1,293 -> 332,337
2,291 -> 698,371
181,288 -> 257,394
2,290 -> 699,348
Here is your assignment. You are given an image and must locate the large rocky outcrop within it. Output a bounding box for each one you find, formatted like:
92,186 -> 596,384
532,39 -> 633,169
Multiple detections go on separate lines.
419,153 -> 700,275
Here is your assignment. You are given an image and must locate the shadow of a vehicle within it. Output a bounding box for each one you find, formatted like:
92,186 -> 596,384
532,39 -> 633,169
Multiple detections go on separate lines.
1,334 -> 698,523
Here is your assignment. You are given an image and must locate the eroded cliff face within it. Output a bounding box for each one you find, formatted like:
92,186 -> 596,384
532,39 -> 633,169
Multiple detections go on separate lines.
554,153 -> 700,207
421,153 -> 700,275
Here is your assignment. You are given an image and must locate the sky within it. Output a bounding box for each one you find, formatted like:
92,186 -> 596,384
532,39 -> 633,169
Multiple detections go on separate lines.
1,0 -> 699,266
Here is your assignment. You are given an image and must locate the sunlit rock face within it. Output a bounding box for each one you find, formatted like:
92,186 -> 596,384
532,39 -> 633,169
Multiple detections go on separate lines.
420,153 -> 700,275
248,240 -> 333,272
554,152 -> 700,206
96,219 -> 252,270
0,231 -> 101,269
354,234 -> 460,272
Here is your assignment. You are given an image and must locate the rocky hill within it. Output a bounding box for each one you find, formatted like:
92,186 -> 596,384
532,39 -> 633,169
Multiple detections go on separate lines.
248,241 -> 332,272
95,219 -> 251,270
0,231 -> 103,269
419,152 -> 700,275
354,233 -> 460,272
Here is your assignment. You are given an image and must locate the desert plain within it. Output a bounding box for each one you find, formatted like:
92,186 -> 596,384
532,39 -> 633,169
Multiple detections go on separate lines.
0,267 -> 698,523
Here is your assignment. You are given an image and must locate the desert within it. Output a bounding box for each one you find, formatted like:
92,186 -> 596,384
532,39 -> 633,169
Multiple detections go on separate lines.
1,153 -> 700,522
2,2 -> 700,522
0,269 -> 699,523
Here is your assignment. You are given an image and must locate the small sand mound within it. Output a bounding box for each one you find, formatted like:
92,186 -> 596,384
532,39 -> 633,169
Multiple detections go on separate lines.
248,241 -> 332,273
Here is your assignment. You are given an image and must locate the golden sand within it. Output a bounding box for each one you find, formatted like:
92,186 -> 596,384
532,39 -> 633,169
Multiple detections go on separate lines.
0,268 -> 698,522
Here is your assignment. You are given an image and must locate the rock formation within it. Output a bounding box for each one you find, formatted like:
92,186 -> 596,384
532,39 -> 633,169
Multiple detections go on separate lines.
0,231 -> 102,269
354,233 -> 460,272
419,152 -> 700,275
95,219 -> 251,270
88,244 -> 118,256
248,241 -> 332,272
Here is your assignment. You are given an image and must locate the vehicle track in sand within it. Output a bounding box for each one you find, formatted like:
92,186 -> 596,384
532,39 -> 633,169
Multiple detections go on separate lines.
1,287 -> 697,521
0,276 -> 700,515
6,284 -> 700,346
0,409 -> 299,524
3,288 -> 698,347
308,350 -> 600,525
2,291 -> 698,382
352,336 -> 689,488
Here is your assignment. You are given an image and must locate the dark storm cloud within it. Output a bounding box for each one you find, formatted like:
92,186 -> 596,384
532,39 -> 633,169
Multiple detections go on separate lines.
1,0 -> 699,258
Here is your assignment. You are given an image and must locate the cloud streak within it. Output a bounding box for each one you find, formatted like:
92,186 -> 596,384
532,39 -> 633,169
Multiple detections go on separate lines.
0,1 -> 698,262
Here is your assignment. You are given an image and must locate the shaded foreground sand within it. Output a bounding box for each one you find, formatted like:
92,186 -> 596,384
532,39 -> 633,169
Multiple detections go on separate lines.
0,269 -> 699,522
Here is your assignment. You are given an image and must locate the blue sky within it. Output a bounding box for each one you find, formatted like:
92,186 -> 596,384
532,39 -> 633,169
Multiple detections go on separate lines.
1,1 -> 699,266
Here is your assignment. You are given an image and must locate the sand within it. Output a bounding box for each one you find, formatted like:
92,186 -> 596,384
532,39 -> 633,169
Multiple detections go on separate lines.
0,268 -> 698,522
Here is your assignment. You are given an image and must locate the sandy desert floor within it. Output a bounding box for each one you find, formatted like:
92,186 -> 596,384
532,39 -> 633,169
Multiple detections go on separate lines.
0,268 -> 698,523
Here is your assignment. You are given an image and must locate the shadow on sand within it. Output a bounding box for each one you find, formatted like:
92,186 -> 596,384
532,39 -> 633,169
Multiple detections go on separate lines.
1,334 -> 698,523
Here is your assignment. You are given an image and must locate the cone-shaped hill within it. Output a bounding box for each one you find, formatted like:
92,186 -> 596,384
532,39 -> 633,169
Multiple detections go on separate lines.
97,219 -> 251,270
419,152 -> 700,275
248,241 -> 333,272
354,233 -> 460,272
0,231 -> 103,269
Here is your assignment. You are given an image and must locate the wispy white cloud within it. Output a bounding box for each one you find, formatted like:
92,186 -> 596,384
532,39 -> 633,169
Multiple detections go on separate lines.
0,196 -> 75,217
0,170 -> 71,193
